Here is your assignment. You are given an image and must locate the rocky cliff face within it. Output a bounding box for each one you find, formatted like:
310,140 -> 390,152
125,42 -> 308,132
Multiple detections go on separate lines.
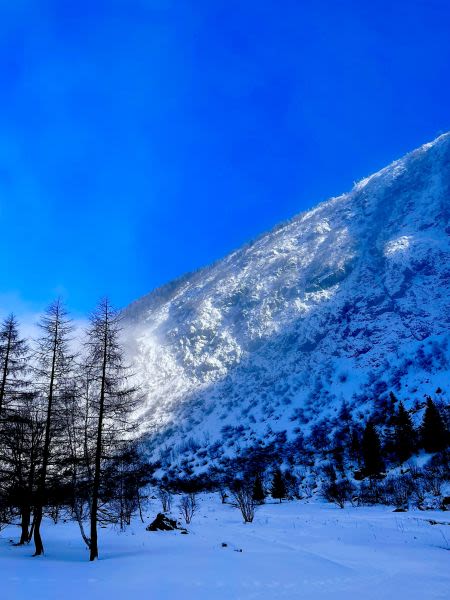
122,133 -> 450,467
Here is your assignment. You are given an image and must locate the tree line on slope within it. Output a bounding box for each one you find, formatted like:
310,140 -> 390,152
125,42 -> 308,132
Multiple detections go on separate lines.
153,391 -> 449,518
0,301 -> 150,560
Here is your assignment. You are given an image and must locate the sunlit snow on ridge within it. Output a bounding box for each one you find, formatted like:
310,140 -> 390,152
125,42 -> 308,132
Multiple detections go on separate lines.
122,131 -> 450,459
384,235 -> 412,256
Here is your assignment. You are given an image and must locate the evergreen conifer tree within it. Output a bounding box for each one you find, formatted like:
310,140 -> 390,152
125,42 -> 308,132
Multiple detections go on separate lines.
361,421 -> 384,476
270,468 -> 286,503
393,401 -> 415,463
387,391 -> 398,425
252,474 -> 266,504
421,397 -> 448,452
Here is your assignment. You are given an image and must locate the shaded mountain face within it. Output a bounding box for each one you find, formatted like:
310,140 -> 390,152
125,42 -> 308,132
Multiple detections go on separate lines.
122,133 -> 450,465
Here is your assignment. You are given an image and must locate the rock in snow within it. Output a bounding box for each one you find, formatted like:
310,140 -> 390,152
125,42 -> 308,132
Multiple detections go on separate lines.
122,133 -> 450,464
146,513 -> 184,532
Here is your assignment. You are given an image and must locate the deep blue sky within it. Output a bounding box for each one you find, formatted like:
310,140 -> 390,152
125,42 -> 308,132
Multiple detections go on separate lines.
0,0 -> 449,317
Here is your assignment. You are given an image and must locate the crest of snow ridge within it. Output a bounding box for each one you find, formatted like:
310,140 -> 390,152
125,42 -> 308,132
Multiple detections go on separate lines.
122,132 -> 450,459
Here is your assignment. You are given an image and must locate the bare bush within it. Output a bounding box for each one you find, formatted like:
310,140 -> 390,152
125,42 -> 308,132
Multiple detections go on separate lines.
384,474 -> 413,509
406,462 -> 422,480
322,478 -> 354,509
217,486 -> 228,504
411,479 -> 427,509
424,466 -> 445,497
0,501 -> 12,533
302,480 -> 314,499
178,493 -> 197,525
158,488 -> 172,513
230,481 -> 256,523
357,478 -> 386,505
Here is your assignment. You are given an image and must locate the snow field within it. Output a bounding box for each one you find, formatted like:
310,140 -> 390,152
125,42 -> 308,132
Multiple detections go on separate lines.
1,495 -> 449,599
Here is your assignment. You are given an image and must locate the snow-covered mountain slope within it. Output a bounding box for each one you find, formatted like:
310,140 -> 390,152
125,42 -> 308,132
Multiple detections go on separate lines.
122,133 -> 450,464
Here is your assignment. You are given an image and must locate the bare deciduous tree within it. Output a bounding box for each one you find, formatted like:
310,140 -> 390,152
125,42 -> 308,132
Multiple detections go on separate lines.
178,493 -> 197,525
230,481 -> 255,523
0,314 -> 37,543
32,300 -> 75,556
0,314 -> 29,414
84,299 -> 139,561
158,487 -> 172,513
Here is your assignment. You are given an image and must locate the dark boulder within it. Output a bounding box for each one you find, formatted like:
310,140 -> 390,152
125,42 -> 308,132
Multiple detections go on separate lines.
146,513 -> 179,531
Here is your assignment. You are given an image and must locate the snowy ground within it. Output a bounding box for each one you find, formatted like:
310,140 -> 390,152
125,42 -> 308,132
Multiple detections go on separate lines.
1,496 -> 449,600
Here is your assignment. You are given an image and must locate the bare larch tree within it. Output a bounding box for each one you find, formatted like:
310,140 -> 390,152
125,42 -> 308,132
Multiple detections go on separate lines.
84,298 -> 138,561
0,314 -> 37,542
0,314 -> 29,415
32,299 -> 74,556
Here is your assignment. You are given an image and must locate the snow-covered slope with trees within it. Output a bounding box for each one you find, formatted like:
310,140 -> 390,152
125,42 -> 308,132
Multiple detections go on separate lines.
122,133 -> 450,467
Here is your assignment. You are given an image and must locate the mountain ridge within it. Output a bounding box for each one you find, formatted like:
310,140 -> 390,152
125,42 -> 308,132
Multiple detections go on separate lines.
122,132 -> 450,471
123,131 -> 450,320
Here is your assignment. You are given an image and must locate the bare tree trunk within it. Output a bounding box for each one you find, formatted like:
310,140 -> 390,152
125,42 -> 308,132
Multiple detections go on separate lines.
33,314 -> 58,556
21,439 -> 37,545
18,505 -> 31,545
136,485 -> 144,523
28,512 -> 36,543
89,308 -> 108,561
85,298 -> 138,560
74,497 -> 91,549
33,506 -> 44,555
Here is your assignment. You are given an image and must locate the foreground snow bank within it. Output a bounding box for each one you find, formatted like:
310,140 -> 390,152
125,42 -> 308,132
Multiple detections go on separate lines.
1,496 -> 449,600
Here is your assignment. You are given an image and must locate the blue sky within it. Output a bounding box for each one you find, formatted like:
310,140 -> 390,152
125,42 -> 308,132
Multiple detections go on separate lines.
0,0 -> 449,317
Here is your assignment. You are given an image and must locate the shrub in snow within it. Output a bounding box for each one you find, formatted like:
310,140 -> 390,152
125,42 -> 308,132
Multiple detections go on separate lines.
357,478 -> 385,506
322,478 -> 355,509
423,467 -> 445,498
384,474 -> 414,510
411,479 -> 427,510
158,488 -> 172,512
230,480 -> 256,523
178,494 -> 197,525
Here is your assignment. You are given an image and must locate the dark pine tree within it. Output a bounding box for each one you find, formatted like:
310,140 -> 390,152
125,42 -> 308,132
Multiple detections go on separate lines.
338,401 -> 352,424
252,474 -> 266,504
393,401 -> 415,463
387,392 -> 398,425
270,468 -> 286,503
421,397 -> 448,453
349,425 -> 362,466
361,422 -> 384,477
